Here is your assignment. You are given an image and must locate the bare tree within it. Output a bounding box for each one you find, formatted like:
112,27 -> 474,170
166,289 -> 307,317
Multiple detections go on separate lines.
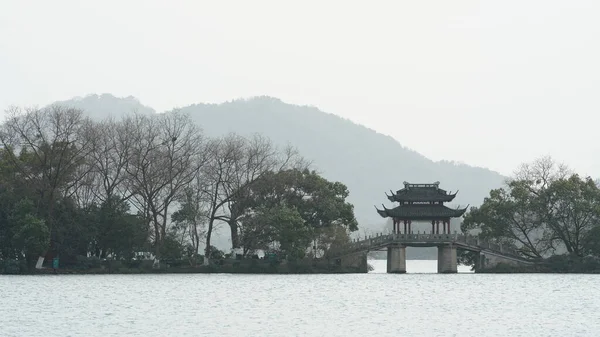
201,135 -> 246,264
87,117 -> 135,204
512,156 -> 571,192
65,157 -> 97,210
172,170 -> 210,265
124,111 -> 207,265
199,133 -> 307,264
225,134 -> 293,247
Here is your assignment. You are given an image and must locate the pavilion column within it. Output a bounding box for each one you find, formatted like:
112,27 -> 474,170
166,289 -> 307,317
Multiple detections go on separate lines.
403,220 -> 407,234
408,220 -> 412,234
431,220 -> 435,234
443,221 -> 447,234
436,220 -> 440,234
393,219 -> 397,233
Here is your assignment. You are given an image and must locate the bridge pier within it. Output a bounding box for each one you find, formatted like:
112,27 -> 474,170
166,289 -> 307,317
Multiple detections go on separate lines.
437,245 -> 457,273
387,244 -> 406,273
475,253 -> 485,271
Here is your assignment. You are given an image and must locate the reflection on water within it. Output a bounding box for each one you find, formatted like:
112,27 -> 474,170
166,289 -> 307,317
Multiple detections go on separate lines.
1,260 -> 598,337
368,259 -> 473,273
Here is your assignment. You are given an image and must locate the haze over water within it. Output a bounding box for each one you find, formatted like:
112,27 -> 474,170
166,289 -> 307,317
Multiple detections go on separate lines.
2,260 -> 598,337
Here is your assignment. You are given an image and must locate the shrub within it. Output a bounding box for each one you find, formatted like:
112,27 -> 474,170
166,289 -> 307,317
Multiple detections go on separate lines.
75,255 -> 102,270
1,259 -> 26,274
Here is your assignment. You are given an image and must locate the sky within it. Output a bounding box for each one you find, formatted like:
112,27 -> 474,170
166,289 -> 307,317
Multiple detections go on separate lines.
1,0 -> 599,176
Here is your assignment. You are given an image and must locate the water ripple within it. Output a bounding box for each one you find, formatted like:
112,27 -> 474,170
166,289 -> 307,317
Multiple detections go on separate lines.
1,261 -> 599,337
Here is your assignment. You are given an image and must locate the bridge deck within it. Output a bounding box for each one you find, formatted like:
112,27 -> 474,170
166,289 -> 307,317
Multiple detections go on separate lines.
346,233 -> 528,262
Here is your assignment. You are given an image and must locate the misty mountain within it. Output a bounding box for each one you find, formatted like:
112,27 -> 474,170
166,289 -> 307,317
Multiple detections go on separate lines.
50,94 -> 505,250
52,94 -> 156,120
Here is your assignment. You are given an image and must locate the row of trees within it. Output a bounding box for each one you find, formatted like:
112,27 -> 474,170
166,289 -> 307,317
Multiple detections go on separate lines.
462,157 -> 600,259
0,106 -> 358,269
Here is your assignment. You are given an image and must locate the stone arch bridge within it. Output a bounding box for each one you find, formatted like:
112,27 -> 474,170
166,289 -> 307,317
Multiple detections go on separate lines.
340,232 -> 532,273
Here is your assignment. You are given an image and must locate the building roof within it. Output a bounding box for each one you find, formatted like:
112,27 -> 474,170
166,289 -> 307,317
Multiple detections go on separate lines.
374,203 -> 468,220
386,181 -> 457,203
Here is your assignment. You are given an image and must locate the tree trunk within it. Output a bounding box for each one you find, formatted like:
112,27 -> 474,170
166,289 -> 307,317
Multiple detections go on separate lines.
38,190 -> 55,271
204,219 -> 214,266
192,226 -> 200,266
229,220 -> 239,249
153,217 -> 161,268
35,256 -> 44,269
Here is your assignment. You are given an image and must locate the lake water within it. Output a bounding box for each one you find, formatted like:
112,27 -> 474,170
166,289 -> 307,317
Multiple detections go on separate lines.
1,260 -> 599,337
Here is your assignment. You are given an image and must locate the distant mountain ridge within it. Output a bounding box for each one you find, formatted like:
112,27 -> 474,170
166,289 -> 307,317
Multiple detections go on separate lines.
50,94 -> 505,236
51,94 -> 156,119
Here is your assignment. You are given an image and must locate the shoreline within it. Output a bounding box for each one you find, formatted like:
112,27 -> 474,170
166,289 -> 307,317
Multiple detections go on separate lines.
1,258 -> 372,275
4,256 -> 600,275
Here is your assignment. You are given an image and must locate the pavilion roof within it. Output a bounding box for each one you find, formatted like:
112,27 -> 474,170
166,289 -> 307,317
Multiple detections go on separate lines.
386,181 -> 457,203
374,203 -> 468,220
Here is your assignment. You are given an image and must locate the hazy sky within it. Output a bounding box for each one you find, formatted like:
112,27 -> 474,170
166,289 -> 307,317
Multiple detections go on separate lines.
1,0 -> 599,176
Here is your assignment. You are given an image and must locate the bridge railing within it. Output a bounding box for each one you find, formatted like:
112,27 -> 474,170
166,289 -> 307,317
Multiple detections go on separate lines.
347,232 -> 520,258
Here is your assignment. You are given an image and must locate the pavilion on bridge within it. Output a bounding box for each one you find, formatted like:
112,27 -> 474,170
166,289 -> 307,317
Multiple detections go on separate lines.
375,181 -> 468,235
